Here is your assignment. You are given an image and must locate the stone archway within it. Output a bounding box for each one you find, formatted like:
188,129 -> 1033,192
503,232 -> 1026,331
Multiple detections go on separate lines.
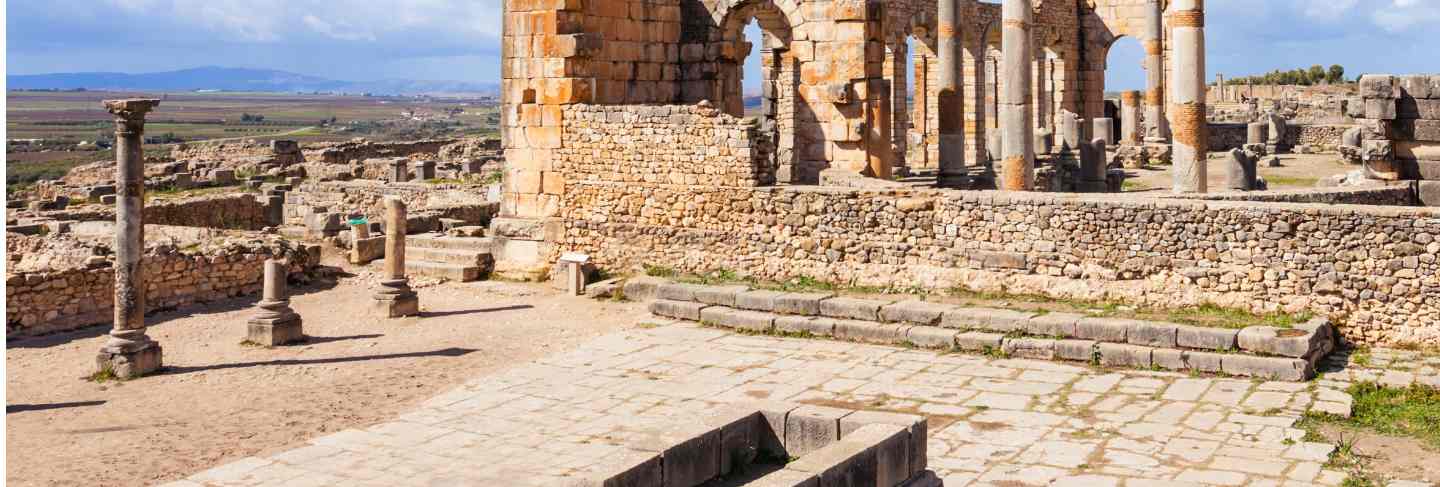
715,0 -> 805,182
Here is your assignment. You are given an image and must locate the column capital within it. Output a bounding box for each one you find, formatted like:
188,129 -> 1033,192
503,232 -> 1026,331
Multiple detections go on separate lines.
103,99 -> 161,120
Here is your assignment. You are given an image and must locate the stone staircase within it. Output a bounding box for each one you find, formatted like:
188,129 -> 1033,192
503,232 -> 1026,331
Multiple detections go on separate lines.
404,233 -> 494,282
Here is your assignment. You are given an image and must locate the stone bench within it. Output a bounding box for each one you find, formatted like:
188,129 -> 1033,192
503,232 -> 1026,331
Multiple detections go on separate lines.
634,279 -> 1335,382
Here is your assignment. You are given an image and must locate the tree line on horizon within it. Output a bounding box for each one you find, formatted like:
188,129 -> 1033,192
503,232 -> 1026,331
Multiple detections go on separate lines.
1226,65 -> 1348,86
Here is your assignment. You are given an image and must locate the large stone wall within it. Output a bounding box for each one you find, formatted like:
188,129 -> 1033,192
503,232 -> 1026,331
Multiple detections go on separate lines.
1208,123 -> 1352,152
306,139 -> 458,165
5,236 -> 319,337
554,104 -> 775,187
562,183 -> 1440,346
1166,184 -> 1417,206
33,194 -> 277,230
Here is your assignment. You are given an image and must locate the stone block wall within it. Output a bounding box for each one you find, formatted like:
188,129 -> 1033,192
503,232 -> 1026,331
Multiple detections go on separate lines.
1164,184 -> 1417,206
33,193 -> 277,230
305,139 -> 458,165
1354,74 -> 1440,181
562,184 -> 1440,346
6,239 -> 319,337
554,104 -> 775,187
1208,123 -> 1351,153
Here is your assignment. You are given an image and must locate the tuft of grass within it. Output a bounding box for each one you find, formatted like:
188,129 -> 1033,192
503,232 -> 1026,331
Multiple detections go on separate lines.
1265,176 -> 1321,188
1169,303 -> 1308,329
239,339 -> 269,348
87,365 -> 122,383
643,264 -> 677,278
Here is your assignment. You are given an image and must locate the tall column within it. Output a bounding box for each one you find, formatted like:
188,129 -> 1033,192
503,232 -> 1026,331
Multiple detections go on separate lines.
1170,0 -> 1208,194
936,0 -> 967,187
1120,90 -> 1142,145
247,259 -> 304,346
999,0 -> 1035,190
889,42 -> 910,175
1033,52 -> 1049,129
373,197 -> 419,317
98,99 -> 163,379
1143,0 -> 1169,142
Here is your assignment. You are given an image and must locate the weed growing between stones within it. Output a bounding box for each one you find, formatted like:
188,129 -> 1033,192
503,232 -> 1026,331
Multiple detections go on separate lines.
1298,381 -> 1440,486
86,365 -> 122,383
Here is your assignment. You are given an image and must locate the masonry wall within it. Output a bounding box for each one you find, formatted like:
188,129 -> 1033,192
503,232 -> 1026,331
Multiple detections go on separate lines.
6,240 -> 318,337
36,194 -> 276,230
555,104 -> 775,187
1165,184 -> 1416,206
1208,123 -> 1352,152
562,183 -> 1440,346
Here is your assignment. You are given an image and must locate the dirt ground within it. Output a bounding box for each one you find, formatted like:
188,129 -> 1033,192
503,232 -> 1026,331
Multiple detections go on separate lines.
1310,423 -> 1440,484
1124,152 -> 1356,192
5,266 -> 646,487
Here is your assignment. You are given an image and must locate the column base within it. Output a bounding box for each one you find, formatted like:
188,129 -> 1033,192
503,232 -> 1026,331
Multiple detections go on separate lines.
373,292 -> 420,318
96,341 -> 163,379
247,315 -> 304,346
1076,180 -> 1109,193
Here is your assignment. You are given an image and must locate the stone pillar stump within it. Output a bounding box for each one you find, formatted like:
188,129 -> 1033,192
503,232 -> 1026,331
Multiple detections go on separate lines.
248,259 -> 304,346
374,197 -> 419,317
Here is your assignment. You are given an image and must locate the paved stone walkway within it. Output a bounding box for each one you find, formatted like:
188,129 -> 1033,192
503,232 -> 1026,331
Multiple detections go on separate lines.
170,320 -> 1371,487
1318,347 -> 1440,391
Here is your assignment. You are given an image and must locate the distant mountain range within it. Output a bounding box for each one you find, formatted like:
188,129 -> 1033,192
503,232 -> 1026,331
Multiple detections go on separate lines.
7,66 -> 498,96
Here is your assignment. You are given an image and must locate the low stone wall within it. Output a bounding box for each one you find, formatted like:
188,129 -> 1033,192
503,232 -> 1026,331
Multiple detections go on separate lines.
1167,183 -> 1416,206
1208,123 -> 1352,152
561,184 -> 1440,346
5,237 -> 319,337
35,193 -> 276,230
305,139 -> 457,165
555,104 -> 775,187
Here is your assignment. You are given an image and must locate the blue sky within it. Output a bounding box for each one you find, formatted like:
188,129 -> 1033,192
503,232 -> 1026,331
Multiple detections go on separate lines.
6,0 -> 1438,89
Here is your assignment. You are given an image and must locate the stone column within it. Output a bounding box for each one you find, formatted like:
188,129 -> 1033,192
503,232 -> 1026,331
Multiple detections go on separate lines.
1120,91 -> 1141,146
1144,0 -> 1169,142
1079,138 -> 1109,192
1224,148 -> 1257,191
98,98 -> 163,379
1059,110 -> 1081,155
374,197 -> 419,317
1216,74 -> 1225,102
1092,117 -> 1115,146
1247,122 -> 1266,146
890,42 -> 910,175
247,259 -> 304,346
1170,0 -> 1208,193
389,159 -> 410,182
936,0 -> 967,187
999,0 -> 1035,191
266,195 -> 284,227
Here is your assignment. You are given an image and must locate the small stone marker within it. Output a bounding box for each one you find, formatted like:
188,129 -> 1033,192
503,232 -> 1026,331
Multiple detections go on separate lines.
559,252 -> 590,296
389,159 -> 410,183
247,259 -> 304,346
416,160 -> 437,180
373,197 -> 419,317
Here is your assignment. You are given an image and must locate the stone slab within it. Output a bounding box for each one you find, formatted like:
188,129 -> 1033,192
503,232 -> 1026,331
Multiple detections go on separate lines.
1075,317 -> 1129,342
623,276 -> 670,302
1185,351 -> 1225,373
818,297 -> 888,321
956,332 -> 1005,352
694,285 -> 752,307
784,405 -> 848,459
838,411 -> 927,477
1126,320 -> 1179,348
904,326 -> 958,349
1003,337 -> 1057,360
1177,325 -> 1239,351
1098,343 -> 1153,368
656,282 -> 707,302
1152,348 -> 1186,371
775,316 -> 837,337
1237,325 -> 1327,358
833,320 -> 910,345
699,306 -> 775,333
1221,354 -> 1311,381
736,290 -> 787,312
879,300 -> 952,326
774,292 -> 834,316
1025,313 -> 1083,338
941,307 -> 1035,332
1056,339 -> 1098,362
650,299 -> 708,321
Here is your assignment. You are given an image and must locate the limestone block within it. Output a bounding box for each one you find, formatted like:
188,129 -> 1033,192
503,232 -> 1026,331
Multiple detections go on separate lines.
1097,343 -> 1152,368
1003,338 -> 1057,360
878,300 -> 952,325
904,326 -> 958,349
1075,317 -> 1129,342
1237,325 -> 1327,358
1400,74 -> 1435,99
956,332 -> 1005,352
1366,98 -> 1397,121
1221,355 -> 1310,381
833,320 -> 909,344
775,316 -> 836,337
622,276 -> 669,301
1126,320 -> 1179,348
628,422 -> 720,487
736,290 -> 786,312
700,306 -> 774,333
774,292 -> 834,315
818,297 -> 887,321
1055,339 -> 1097,362
784,405 -> 848,459
1359,75 -> 1398,99
1398,98 -> 1440,119
701,406 -> 762,477
576,449 -> 661,487
694,285 -> 751,307
838,411 -> 926,477
657,282 -> 706,302
1152,349 -> 1185,371
1024,312 -> 1084,337
941,307 -> 1034,332
1184,351 -> 1224,373
1395,120 -> 1440,142
1419,181 -> 1440,206
1176,325 -> 1239,351
747,470 -> 817,487
842,423 -> 910,487
649,299 -> 708,321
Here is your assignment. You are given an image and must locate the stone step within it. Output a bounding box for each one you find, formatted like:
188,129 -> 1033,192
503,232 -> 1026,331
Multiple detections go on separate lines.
404,260 -> 484,282
406,246 -> 493,266
406,234 -> 495,251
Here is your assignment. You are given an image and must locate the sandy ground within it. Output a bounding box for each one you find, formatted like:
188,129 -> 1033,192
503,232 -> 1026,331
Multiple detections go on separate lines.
1124,152 -> 1357,192
5,264 -> 646,487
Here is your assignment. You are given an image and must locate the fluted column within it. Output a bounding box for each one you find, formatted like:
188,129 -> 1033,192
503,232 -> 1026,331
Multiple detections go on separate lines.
999,0 -> 1035,191
1170,0 -> 1208,193
98,98 -> 163,379
1120,90 -> 1142,145
936,0 -> 968,187
1144,0 -> 1169,142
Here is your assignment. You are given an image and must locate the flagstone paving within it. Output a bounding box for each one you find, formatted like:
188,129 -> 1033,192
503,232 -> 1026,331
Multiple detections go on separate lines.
167,320 -> 1389,487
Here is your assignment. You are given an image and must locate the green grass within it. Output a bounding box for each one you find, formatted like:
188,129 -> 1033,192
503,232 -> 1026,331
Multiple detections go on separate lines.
1169,303 -> 1308,329
1264,176 -> 1321,188
1342,382 -> 1440,448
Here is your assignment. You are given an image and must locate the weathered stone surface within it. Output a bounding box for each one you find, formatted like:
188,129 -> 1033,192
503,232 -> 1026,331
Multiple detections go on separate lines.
1127,320 -> 1179,348
1221,354 -> 1311,381
840,423 -> 910,487
833,320 -> 909,344
650,299 -> 708,321
1237,325 -> 1326,358
956,332 -> 1005,352
1097,343 -> 1152,368
629,422 -> 721,487
1075,317 -> 1129,343
1177,325 -> 1239,351
656,282 -> 706,302
700,306 -> 774,333
622,276 -> 669,302
879,300 -> 951,325
702,406 -> 761,477
736,290 -> 786,312
838,411 -> 926,477
775,316 -> 836,337
1025,312 -> 1083,337
774,292 -> 834,316
1055,339 -> 1097,362
1152,348 -> 1186,370
818,297 -> 888,321
905,326 -> 958,349
784,405 -> 847,459
941,307 -> 1035,332
1184,351 -> 1225,372
1003,338 -> 1057,360
694,285 -> 751,307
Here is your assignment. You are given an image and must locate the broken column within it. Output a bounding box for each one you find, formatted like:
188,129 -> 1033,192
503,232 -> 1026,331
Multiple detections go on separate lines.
1058,110 -> 1081,155
1169,0 -> 1208,193
1120,91 -> 1142,146
373,197 -> 419,317
389,159 -> 410,182
1224,148 -> 1258,191
1144,0 -> 1168,142
1092,118 -> 1115,146
999,0 -> 1035,191
1078,138 -> 1108,192
247,259 -> 304,346
98,98 -> 163,379
1247,121 -> 1266,146
936,0 -> 967,187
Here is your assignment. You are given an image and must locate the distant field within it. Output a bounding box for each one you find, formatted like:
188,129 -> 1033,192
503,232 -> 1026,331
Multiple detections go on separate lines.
6,90 -> 501,192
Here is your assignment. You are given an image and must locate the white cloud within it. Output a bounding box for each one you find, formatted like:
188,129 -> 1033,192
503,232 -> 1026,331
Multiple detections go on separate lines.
104,0 -> 502,43
1372,0 -> 1440,33
302,15 -> 377,42
1298,0 -> 1359,20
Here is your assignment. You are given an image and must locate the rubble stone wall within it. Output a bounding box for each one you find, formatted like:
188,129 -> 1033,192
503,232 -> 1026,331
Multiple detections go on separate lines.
288,180 -> 499,228
35,193 -> 276,230
554,104 -> 775,187
1208,123 -> 1352,152
306,139 -> 457,165
5,240 -> 318,337
562,183 -> 1440,346
1165,184 -> 1417,206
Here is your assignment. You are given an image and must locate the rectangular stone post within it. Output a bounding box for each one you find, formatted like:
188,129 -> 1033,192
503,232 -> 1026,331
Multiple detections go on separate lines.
373,197 -> 419,317
98,98 -> 163,379
1120,91 -> 1142,146
247,259 -> 304,346
1144,0 -> 1169,142
1170,0 -> 1208,193
389,159 -> 410,182
999,0 -> 1035,191
416,160 -> 437,180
